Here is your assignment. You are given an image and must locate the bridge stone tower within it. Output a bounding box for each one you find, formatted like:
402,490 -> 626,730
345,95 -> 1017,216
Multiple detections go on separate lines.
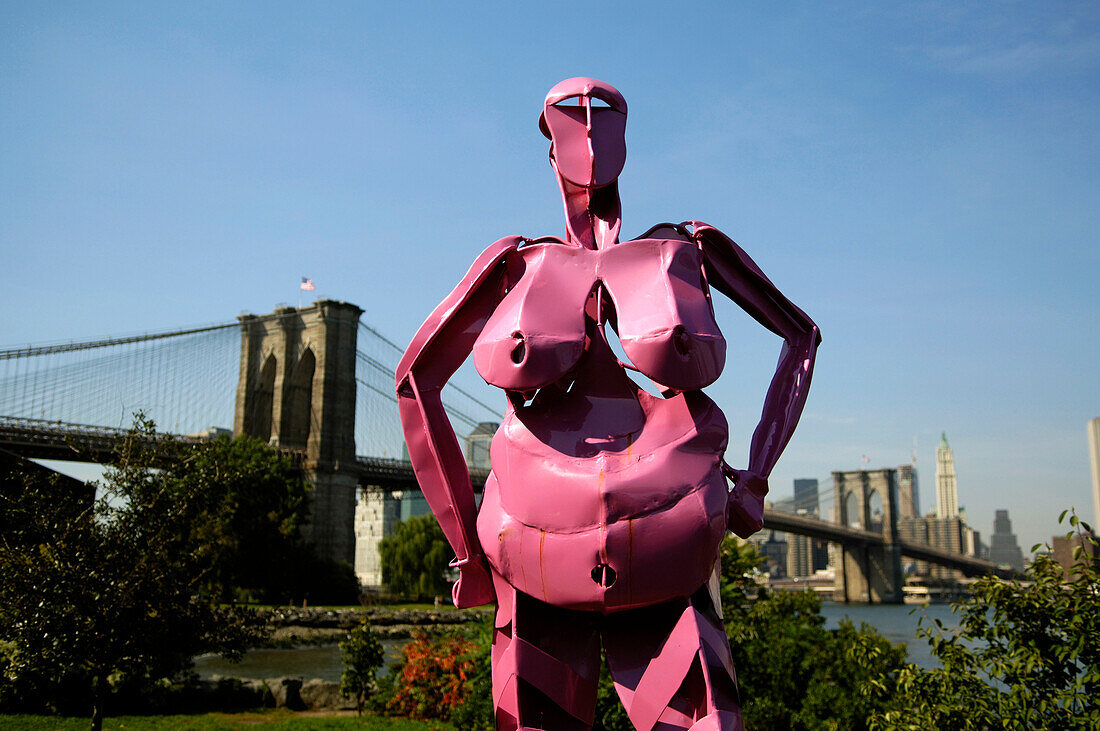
832,468 -> 903,603
235,300 -> 363,565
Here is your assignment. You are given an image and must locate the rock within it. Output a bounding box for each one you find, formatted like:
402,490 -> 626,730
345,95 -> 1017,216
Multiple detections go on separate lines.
264,676 -> 305,710
300,678 -> 355,710
243,678 -> 268,702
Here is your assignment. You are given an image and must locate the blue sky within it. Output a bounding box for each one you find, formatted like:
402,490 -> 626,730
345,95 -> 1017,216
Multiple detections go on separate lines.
2,2 -> 1098,551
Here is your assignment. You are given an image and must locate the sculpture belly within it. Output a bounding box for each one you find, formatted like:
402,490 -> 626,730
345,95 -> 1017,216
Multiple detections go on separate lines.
476,393 -> 730,613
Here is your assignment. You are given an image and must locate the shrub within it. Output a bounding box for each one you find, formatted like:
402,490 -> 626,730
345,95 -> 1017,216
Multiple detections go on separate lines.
720,537 -> 908,730
340,619 -> 385,714
378,631 -> 483,724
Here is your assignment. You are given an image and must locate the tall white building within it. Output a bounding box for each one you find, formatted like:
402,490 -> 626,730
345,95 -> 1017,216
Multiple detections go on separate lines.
1089,418 -> 1100,529
935,431 -> 959,518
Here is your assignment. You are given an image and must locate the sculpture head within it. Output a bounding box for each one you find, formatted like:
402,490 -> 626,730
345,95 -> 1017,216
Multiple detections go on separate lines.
540,77 -> 627,189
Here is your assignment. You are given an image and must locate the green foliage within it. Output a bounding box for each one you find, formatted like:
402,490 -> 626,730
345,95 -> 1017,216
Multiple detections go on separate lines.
593,656 -> 632,731
163,433 -> 308,603
378,514 -> 451,602
278,551 -> 361,607
340,619 -> 385,715
871,510 -> 1100,730
129,429 -> 358,606
720,537 -> 908,730
0,417 -> 265,730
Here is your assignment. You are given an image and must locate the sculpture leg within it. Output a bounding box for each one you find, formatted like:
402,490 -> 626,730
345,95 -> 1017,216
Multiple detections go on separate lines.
603,587 -> 742,731
491,571 -> 601,730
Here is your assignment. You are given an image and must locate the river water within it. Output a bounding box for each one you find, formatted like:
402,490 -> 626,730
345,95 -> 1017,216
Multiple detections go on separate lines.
193,602 -> 958,682
819,601 -> 957,669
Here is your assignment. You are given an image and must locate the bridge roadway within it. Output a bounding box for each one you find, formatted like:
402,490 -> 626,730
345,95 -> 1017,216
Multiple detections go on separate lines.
764,509 -> 1016,579
0,415 -> 491,488
1,415 -> 1012,579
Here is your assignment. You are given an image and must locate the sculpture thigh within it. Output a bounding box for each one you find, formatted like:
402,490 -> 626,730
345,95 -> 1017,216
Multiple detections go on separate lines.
491,573 -> 743,731
602,587 -> 743,731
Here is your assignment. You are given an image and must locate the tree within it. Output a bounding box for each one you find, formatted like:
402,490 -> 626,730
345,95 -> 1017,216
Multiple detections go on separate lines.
871,510 -> 1100,730
378,513 -> 452,601
129,428 -> 358,606
164,433 -> 309,603
340,618 -> 385,714
0,418 -> 264,730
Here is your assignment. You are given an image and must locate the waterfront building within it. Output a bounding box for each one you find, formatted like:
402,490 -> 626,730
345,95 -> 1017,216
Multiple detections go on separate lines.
1052,532 -> 1099,579
989,509 -> 1025,572
935,432 -> 959,518
1089,417 -> 1100,529
898,514 -> 966,580
786,533 -> 813,578
773,480 -> 830,578
756,530 -> 788,578
353,488 -> 431,587
963,523 -> 986,560
464,421 -> 499,471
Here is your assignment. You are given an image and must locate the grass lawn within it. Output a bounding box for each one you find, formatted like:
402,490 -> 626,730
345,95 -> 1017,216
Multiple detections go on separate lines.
0,711 -> 455,730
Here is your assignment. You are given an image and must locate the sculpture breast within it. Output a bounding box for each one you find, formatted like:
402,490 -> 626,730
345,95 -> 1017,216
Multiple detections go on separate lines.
472,238 -> 726,393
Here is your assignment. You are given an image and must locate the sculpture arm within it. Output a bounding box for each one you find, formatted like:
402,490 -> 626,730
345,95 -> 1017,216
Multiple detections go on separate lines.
689,222 -> 821,538
395,236 -> 521,606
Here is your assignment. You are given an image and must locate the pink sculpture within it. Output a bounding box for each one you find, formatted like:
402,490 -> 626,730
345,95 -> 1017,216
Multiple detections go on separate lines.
396,78 -> 820,730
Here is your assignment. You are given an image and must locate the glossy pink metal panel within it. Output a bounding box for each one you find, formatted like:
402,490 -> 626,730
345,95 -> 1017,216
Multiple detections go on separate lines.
396,78 -> 820,730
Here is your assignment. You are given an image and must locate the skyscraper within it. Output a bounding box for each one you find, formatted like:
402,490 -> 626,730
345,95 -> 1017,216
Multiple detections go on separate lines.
897,463 -> 919,519
935,432 -> 959,518
989,509 -> 1024,572
793,478 -> 819,515
1089,418 -> 1100,529
778,479 -> 829,577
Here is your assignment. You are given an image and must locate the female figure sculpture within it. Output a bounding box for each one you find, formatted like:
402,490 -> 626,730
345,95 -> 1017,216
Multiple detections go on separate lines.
396,78 -> 820,731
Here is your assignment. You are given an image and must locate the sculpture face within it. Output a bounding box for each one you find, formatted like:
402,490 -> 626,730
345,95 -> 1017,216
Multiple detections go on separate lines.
539,77 -> 627,188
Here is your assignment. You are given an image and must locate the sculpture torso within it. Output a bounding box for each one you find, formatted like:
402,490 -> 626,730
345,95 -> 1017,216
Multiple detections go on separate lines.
472,235 -> 733,612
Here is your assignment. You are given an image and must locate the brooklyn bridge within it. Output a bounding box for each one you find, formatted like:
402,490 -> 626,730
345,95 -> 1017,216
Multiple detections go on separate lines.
0,300 -> 1012,603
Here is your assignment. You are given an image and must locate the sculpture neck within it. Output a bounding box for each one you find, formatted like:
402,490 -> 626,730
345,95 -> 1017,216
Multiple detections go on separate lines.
555,168 -> 622,250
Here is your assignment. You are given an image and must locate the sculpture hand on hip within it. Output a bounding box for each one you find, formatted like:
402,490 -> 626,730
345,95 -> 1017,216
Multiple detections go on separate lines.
725,466 -> 769,539
450,554 -> 495,608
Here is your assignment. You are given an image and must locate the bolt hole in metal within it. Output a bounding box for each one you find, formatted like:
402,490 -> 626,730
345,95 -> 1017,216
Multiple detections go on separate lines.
510,331 -> 526,364
591,563 -> 617,588
672,324 -> 692,356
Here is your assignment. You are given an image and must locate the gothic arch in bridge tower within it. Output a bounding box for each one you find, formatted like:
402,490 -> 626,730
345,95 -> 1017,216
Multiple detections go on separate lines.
843,491 -> 860,529
282,347 -> 315,450
867,489 -> 884,533
234,301 -> 363,564
251,353 -> 277,443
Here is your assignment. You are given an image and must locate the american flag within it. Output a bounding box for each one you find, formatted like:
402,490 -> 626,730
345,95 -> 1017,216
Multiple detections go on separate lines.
300,277 -> 315,291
